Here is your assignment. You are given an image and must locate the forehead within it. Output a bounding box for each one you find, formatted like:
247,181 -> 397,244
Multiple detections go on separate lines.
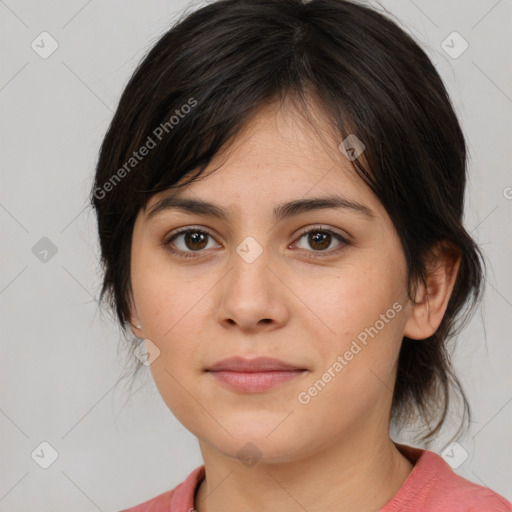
145,100 -> 381,218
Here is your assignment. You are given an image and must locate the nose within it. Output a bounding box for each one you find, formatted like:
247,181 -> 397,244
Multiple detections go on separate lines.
215,240 -> 290,333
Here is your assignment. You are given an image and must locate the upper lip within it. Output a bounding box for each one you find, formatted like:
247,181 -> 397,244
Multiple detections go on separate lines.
207,356 -> 305,372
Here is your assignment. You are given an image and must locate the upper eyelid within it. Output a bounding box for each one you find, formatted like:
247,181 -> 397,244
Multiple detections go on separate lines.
295,224 -> 349,240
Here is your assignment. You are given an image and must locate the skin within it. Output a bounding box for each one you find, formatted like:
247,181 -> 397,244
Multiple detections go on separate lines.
128,98 -> 460,512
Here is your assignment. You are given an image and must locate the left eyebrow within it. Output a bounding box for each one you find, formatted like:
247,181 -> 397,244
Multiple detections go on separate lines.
146,194 -> 376,222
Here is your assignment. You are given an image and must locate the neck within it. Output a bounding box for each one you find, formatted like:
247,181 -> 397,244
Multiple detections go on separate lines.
195,433 -> 414,512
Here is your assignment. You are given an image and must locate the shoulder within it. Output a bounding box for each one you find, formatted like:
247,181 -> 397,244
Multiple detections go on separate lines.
119,489 -> 174,512
385,443 -> 512,512
440,465 -> 512,511
117,465 -> 205,512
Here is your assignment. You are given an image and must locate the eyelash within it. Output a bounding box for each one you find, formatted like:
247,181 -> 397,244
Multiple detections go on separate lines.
162,225 -> 350,259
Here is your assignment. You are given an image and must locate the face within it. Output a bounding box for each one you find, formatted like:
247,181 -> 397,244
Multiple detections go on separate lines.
129,100 -> 415,464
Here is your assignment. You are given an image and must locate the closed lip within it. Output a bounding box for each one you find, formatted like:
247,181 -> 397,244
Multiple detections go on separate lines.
206,356 -> 306,372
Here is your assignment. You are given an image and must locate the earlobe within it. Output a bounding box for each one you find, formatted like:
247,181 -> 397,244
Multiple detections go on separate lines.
403,243 -> 461,341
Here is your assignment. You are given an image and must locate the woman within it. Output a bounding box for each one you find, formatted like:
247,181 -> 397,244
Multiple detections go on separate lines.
90,0 -> 512,510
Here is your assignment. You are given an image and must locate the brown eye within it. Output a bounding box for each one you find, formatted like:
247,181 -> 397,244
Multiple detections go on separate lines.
162,225 -> 349,260
306,231 -> 332,250
180,231 -> 209,250
293,226 -> 349,256
164,227 -> 220,257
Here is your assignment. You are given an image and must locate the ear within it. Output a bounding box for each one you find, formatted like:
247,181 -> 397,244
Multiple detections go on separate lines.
403,242 -> 461,340
128,290 -> 143,339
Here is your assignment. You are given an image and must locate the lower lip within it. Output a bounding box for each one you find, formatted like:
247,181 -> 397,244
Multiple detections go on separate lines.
208,370 -> 306,393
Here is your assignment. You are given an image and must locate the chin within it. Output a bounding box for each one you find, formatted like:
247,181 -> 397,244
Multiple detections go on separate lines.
220,439 -> 302,466
199,427 -> 308,466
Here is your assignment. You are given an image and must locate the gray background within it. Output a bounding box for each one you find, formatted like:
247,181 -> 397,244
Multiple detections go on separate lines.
1,0 -> 511,510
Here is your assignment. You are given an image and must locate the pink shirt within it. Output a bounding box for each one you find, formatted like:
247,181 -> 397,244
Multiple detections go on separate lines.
119,443 -> 512,511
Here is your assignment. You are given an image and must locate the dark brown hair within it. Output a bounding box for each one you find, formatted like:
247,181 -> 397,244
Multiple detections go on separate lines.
90,0 -> 485,443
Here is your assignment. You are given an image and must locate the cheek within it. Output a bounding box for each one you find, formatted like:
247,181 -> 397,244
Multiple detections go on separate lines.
307,262 -> 402,340
132,242 -> 208,340
130,254 -> 210,414
303,260 -> 406,391
134,268 -> 208,423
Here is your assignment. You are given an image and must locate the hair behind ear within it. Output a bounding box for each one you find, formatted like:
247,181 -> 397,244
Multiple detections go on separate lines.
393,236 -> 485,444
